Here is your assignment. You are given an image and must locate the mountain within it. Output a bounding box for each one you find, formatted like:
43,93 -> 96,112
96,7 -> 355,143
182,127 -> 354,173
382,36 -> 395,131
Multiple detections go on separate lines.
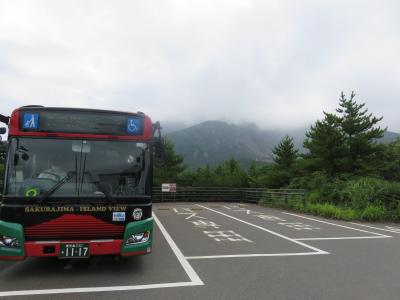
380,131 -> 400,144
166,121 -> 301,168
166,121 -> 400,168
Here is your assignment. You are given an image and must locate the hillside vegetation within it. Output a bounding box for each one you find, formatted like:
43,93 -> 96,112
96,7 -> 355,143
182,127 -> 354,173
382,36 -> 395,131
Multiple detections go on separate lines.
156,92 -> 400,221
167,119 -> 399,168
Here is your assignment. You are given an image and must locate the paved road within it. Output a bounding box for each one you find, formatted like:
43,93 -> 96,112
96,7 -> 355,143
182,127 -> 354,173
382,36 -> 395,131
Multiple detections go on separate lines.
1,202 -> 400,299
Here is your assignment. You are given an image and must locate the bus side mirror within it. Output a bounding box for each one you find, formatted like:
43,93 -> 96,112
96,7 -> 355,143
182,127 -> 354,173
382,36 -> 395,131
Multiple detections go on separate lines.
152,121 -> 165,165
152,137 -> 165,165
0,128 -> 6,135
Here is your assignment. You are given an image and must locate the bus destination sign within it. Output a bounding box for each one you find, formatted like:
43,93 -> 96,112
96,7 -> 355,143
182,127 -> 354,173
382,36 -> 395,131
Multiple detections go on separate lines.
20,111 -> 144,136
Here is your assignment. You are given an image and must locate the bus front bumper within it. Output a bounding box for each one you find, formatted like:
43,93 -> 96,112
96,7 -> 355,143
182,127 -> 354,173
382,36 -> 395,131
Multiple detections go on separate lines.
0,218 -> 153,260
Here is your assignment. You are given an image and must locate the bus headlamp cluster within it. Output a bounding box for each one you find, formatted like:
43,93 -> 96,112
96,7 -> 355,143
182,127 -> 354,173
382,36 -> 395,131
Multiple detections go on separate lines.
126,231 -> 150,245
0,235 -> 20,248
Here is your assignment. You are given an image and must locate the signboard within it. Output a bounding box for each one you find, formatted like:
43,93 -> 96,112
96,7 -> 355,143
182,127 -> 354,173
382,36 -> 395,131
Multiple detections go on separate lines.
23,113 -> 39,129
20,110 -> 144,136
162,183 -> 177,193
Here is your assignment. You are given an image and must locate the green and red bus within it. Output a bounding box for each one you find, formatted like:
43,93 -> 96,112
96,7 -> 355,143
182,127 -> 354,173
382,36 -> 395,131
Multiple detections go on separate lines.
0,106 -> 160,260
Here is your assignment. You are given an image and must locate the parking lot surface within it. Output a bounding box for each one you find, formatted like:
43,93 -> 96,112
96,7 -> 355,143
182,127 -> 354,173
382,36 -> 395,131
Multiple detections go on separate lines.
1,202 -> 400,299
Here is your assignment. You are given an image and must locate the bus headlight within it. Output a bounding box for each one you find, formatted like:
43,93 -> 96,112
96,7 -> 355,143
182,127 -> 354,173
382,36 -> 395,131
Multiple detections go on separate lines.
0,235 -> 20,248
132,208 -> 143,221
126,231 -> 150,245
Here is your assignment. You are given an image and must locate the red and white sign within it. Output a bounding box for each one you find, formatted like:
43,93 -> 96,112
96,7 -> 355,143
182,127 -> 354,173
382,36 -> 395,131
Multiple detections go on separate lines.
162,183 -> 177,193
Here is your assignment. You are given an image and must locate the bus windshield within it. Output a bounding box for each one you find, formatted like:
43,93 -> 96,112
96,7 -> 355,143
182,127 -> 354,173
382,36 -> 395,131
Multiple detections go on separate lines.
5,138 -> 150,198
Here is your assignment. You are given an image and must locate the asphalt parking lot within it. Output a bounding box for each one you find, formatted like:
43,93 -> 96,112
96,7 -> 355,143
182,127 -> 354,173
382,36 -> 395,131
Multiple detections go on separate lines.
1,202 -> 400,299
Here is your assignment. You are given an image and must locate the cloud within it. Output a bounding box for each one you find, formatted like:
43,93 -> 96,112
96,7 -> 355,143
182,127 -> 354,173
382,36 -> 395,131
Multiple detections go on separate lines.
0,0 -> 399,132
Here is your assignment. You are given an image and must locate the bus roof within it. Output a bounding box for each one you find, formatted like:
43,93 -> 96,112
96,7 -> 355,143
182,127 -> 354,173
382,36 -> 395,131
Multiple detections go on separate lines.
8,106 -> 154,141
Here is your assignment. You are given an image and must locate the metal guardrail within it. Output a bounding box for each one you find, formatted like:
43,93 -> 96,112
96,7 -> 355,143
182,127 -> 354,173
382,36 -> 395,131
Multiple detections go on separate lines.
152,187 -> 306,204
261,189 -> 307,207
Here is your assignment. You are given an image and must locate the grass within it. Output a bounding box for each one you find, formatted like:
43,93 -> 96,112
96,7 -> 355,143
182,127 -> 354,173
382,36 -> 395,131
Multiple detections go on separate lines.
260,198 -> 388,222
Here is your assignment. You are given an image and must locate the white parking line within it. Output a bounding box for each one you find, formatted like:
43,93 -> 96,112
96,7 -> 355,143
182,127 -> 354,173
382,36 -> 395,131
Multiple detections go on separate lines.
186,252 -> 328,260
0,282 -> 201,297
153,214 -> 203,285
0,214 -> 203,298
282,212 -> 391,237
295,236 -> 391,241
350,222 -> 400,234
196,205 -> 329,254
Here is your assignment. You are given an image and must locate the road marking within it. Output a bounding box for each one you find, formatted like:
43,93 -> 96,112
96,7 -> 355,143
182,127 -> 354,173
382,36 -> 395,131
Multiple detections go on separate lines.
203,230 -> 253,243
278,222 -> 320,231
197,205 -> 329,254
0,214 -> 203,297
282,212 -> 391,237
190,220 -> 221,229
0,282 -> 201,297
295,236 -> 391,241
255,215 -> 286,222
186,252 -> 327,260
153,213 -> 203,285
350,223 -> 400,234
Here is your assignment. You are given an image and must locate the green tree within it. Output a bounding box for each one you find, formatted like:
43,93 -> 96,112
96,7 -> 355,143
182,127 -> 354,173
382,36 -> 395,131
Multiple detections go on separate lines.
272,135 -> 298,169
303,92 -> 385,176
194,165 -> 218,186
153,139 -> 186,186
336,91 -> 385,172
303,112 -> 346,176
214,158 -> 248,187
370,140 -> 400,180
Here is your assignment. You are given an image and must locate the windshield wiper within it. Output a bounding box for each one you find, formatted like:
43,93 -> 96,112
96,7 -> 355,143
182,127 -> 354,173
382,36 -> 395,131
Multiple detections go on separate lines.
38,171 -> 76,204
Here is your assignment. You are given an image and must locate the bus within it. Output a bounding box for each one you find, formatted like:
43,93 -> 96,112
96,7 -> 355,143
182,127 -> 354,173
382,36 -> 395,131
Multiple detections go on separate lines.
0,106 -> 162,260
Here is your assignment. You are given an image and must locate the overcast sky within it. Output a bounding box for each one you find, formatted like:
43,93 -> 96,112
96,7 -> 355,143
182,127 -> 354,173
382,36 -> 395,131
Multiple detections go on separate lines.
1,0 -> 399,133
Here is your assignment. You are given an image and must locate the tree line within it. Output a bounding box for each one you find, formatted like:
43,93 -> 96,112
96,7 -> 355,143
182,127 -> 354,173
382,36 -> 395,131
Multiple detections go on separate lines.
155,92 -> 400,221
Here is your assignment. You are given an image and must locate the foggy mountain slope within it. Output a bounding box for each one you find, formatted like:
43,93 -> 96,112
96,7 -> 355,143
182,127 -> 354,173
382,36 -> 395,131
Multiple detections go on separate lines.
166,121 -> 400,168
166,121 -> 302,168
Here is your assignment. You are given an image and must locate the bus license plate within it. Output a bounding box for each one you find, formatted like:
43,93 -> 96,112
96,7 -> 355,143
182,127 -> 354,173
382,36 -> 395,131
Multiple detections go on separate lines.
60,243 -> 90,258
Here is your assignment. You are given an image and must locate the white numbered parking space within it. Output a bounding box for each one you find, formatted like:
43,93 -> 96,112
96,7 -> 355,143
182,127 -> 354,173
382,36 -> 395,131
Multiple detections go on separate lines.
155,203 -> 391,261
204,204 -> 391,241
155,204 -> 324,259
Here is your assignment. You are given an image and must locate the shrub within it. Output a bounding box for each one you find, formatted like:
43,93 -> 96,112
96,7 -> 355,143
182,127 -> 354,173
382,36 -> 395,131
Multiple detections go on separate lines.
343,177 -> 400,211
305,203 -> 337,218
293,173 -> 347,205
361,205 -> 386,221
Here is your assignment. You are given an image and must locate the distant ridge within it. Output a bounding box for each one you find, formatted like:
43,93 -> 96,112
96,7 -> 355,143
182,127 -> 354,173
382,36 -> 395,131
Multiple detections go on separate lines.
166,121 -> 400,168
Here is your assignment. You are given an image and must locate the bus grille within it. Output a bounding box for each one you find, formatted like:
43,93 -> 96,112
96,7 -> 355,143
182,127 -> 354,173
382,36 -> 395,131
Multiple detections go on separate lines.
24,214 -> 125,240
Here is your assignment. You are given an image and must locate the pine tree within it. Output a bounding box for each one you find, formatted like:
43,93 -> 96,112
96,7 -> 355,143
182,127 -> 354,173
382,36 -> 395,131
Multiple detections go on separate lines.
336,91 -> 385,171
303,112 -> 346,176
303,92 -> 385,176
272,135 -> 299,169
153,139 -> 186,186
214,158 -> 248,187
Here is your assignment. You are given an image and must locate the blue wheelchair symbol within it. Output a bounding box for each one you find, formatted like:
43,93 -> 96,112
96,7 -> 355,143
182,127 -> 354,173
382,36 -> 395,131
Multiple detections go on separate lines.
126,118 -> 142,134
23,113 -> 39,129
